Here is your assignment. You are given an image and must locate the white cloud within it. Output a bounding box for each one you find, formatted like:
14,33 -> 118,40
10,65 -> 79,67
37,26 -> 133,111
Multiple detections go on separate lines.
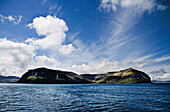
72,58 -> 115,74
156,73 -> 170,81
59,44 -> 75,55
0,15 -> 78,77
99,0 -> 167,14
157,5 -> 168,11
71,56 -> 170,75
99,0 -> 119,11
142,63 -> 170,81
0,38 -> 35,67
120,0 -> 156,13
0,66 -> 8,76
8,16 -> 15,22
147,67 -> 170,81
0,14 -> 23,25
27,15 -> 75,54
35,55 -> 61,67
134,54 -> 154,62
150,68 -> 166,74
28,15 -> 68,37
0,37 -> 63,77
155,56 -> 170,62
0,38 -> 35,76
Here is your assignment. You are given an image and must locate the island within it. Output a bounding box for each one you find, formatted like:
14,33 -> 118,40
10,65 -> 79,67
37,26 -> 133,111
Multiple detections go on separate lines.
0,75 -> 20,83
17,67 -> 151,84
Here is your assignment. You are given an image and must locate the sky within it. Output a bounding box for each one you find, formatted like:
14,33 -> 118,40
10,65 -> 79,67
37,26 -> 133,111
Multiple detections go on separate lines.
0,0 -> 170,81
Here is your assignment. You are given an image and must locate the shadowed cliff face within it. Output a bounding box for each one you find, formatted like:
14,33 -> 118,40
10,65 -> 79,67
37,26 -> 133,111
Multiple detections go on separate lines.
18,67 -> 151,84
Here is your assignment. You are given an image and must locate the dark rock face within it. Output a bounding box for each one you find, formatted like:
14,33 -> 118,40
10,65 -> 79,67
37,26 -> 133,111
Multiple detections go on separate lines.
17,67 -> 89,84
0,75 -> 19,83
18,67 -> 151,84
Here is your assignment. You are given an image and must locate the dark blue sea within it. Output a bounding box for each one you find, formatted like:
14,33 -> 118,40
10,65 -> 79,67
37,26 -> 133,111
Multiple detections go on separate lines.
0,83 -> 169,112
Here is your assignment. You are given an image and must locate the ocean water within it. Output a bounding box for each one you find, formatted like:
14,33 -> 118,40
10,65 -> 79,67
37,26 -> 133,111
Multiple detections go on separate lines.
0,84 -> 169,112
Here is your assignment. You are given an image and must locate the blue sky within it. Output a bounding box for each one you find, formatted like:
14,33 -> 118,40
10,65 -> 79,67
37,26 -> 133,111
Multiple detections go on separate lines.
0,0 -> 170,81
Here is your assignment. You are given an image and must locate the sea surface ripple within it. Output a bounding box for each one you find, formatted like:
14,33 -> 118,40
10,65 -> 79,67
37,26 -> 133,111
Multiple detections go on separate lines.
0,83 -> 169,112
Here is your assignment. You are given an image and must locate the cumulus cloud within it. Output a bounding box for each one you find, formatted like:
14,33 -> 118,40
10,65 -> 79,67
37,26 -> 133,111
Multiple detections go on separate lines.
27,15 -> 68,48
0,14 -> 22,25
0,37 -> 63,77
0,38 -> 35,76
26,15 -> 75,54
72,58 -> 115,74
59,44 -> 75,55
35,55 -> 61,67
0,15 -> 78,77
0,38 -> 35,67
